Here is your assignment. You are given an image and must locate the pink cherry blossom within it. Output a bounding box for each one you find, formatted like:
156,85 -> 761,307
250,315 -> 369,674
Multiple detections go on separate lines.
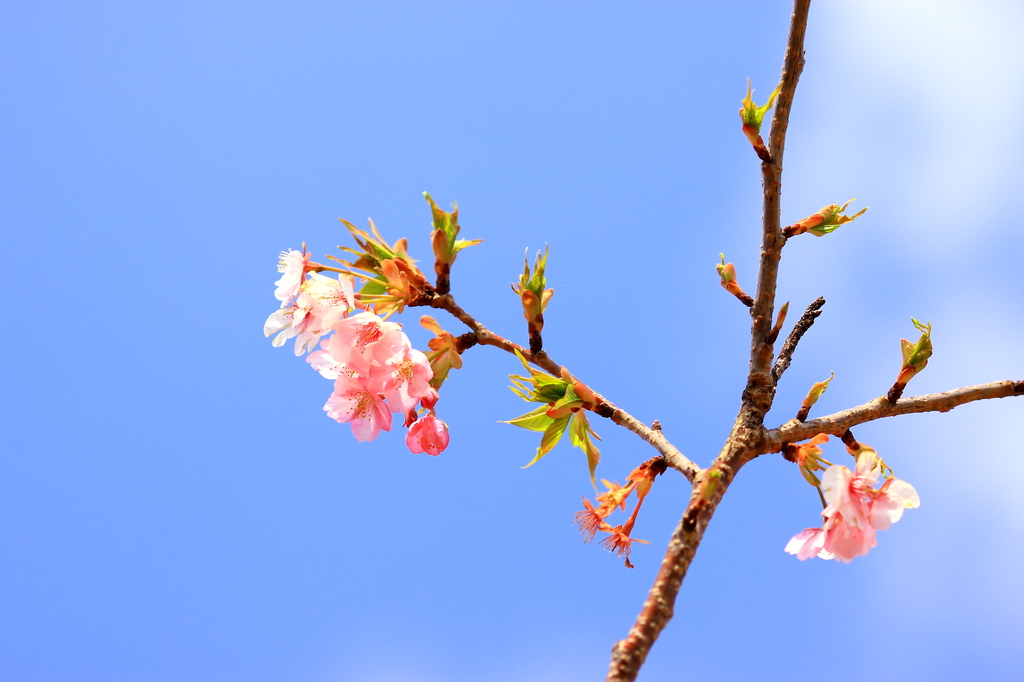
303,271 -> 356,331
371,347 -> 434,415
264,290 -> 319,354
822,512 -> 877,563
274,249 -> 311,302
307,338 -> 345,379
870,477 -> 920,531
265,273 -> 357,356
326,311 -> 405,374
784,527 -> 828,561
324,372 -> 392,441
787,446 -> 919,563
406,414 -> 450,456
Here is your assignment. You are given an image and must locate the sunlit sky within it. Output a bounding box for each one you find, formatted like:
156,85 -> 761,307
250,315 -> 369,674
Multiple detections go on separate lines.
3,1 -> 1022,680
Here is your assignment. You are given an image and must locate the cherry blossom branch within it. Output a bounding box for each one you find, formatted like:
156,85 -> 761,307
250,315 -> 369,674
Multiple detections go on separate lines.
766,380 -> 1024,450
606,3 -> 812,680
772,296 -> 825,384
745,0 -> 810,411
424,293 -> 701,482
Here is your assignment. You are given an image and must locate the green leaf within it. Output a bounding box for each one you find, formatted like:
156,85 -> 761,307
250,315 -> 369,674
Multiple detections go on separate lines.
569,411 -> 601,485
359,277 -> 388,297
522,415 -> 571,469
502,405 -> 553,432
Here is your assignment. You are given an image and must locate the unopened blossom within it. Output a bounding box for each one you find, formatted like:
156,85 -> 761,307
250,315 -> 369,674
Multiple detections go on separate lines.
405,413 -> 449,456
324,372 -> 392,441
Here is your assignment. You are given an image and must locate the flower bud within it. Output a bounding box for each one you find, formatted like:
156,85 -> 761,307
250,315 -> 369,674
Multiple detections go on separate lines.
406,413 -> 450,456
783,200 -> 867,238
739,78 -> 781,161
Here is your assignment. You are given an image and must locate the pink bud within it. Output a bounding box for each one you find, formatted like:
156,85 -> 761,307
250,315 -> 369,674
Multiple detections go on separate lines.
406,414 -> 450,456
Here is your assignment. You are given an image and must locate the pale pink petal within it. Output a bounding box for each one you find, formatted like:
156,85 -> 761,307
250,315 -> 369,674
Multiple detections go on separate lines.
274,249 -> 310,302
307,339 -> 344,379
870,478 -> 920,530
824,514 -> 877,563
854,448 -> 882,485
785,528 -> 828,561
327,312 -> 403,368
373,347 -> 434,414
323,374 -> 392,442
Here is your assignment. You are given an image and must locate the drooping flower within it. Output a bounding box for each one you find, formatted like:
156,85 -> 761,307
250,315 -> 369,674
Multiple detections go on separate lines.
573,498 -> 609,543
786,445 -> 919,563
627,457 -> 668,503
405,413 -> 450,456
324,372 -> 392,441
599,517 -> 650,569
595,480 -> 632,514
821,448 -> 882,532
784,527 -> 829,561
869,476 -> 921,531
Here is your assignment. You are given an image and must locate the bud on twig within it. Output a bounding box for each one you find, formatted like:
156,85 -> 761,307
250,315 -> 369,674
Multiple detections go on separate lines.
716,254 -> 754,307
420,315 -> 465,389
767,301 -> 790,344
739,78 -> 782,162
332,218 -> 434,316
796,371 -> 833,422
512,247 -> 554,354
423,192 -> 483,295
783,200 -> 867,238
887,318 -> 932,403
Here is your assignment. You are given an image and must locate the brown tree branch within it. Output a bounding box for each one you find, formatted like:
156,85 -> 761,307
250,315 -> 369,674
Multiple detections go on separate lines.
424,293 -> 701,482
745,0 -> 811,413
772,296 -> 826,384
766,380 -> 1024,450
606,2 -> 813,680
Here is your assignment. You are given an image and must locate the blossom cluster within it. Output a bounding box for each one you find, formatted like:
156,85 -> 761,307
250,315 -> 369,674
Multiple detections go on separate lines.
264,248 -> 449,454
573,457 -> 667,568
785,443 -> 919,563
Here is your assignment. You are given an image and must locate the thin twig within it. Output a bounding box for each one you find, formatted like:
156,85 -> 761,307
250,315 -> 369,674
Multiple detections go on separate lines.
766,380 -> 1024,450
772,296 -> 826,384
424,293 -> 701,483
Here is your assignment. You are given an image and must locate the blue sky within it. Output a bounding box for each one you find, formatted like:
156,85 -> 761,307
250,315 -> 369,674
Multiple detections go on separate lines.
2,1 -> 1023,680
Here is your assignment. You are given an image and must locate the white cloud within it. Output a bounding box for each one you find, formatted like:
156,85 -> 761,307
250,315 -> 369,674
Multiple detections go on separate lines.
797,0 -> 1024,254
